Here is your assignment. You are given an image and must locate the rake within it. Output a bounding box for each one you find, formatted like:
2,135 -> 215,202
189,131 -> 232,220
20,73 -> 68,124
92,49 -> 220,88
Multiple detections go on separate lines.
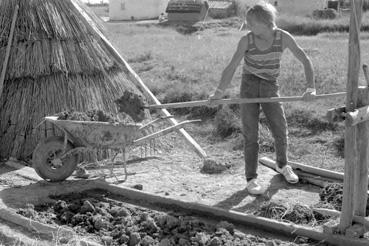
146,92 -> 346,109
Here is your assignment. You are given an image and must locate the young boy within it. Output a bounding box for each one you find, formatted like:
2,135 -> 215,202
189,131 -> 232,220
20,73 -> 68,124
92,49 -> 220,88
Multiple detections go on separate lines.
209,2 -> 316,195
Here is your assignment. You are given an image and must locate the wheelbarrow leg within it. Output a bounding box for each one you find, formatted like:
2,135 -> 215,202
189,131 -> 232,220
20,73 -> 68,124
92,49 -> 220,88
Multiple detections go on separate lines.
109,148 -> 128,184
109,151 -> 120,183
122,147 -> 128,182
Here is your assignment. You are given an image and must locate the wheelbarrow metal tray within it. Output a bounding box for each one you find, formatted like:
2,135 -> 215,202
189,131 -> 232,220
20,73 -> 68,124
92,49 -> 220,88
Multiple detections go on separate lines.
45,116 -> 142,149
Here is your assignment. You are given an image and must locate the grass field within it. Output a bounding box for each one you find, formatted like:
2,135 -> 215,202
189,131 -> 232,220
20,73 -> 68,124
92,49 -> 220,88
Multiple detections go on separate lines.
105,22 -> 369,111
100,16 -> 369,172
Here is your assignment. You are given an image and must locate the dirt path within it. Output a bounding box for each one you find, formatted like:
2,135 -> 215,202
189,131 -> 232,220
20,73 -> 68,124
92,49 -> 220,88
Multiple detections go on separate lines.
0,132 -> 325,245
113,151 -> 320,213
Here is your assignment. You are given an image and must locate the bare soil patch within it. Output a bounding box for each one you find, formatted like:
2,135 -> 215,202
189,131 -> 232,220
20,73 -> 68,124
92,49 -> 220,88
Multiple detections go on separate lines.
16,189 -> 314,246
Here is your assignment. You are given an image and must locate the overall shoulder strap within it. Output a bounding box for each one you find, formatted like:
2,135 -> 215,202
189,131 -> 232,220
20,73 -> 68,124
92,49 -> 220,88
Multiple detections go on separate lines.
274,29 -> 283,51
275,29 -> 282,41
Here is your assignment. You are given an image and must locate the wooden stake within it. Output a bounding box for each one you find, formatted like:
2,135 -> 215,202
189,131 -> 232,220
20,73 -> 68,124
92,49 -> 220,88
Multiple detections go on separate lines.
259,156 -> 343,181
0,5 -> 19,98
354,87 -> 369,217
340,0 -> 363,232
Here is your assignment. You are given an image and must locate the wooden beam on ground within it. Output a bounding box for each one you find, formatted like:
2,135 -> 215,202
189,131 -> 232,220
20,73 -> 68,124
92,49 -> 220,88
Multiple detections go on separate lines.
354,85 -> 369,217
96,181 -> 369,246
259,156 -> 343,182
70,1 -> 208,159
340,0 -> 363,232
0,208 -> 75,239
0,5 -> 19,98
260,157 -> 369,197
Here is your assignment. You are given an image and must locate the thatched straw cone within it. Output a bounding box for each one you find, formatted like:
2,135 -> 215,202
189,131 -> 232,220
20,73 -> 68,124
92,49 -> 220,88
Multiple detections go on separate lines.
0,0 -> 151,160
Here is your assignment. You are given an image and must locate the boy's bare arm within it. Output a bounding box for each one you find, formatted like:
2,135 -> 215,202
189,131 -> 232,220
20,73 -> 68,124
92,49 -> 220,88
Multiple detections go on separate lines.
208,35 -> 249,104
217,35 -> 249,92
282,31 -> 315,89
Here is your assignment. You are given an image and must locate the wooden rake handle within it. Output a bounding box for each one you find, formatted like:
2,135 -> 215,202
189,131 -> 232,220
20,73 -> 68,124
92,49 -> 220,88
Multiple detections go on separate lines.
146,92 -> 347,109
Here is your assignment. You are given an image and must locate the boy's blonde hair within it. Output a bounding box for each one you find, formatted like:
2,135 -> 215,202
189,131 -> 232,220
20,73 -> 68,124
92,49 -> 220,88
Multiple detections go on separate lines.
246,2 -> 277,28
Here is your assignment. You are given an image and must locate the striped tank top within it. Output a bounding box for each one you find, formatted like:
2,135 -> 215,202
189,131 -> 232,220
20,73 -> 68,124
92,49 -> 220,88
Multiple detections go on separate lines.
243,29 -> 283,81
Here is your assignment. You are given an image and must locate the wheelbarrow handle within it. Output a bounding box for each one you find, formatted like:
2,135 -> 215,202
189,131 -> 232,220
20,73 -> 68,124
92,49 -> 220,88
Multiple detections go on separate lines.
138,115 -> 174,131
146,92 -> 347,109
133,119 -> 201,145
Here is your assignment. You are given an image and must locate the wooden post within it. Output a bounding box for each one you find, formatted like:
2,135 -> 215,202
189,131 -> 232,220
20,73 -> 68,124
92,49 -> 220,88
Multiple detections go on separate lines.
0,5 -> 19,98
340,0 -> 363,232
355,64 -> 369,216
354,86 -> 369,217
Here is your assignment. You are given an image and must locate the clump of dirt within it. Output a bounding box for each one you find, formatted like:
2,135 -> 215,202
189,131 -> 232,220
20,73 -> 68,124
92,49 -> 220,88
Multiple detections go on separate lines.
213,106 -> 240,138
115,91 -> 146,122
16,189 -> 301,246
319,183 -> 344,211
57,109 -> 119,123
283,204 -> 317,225
254,202 -> 329,226
201,158 -> 232,174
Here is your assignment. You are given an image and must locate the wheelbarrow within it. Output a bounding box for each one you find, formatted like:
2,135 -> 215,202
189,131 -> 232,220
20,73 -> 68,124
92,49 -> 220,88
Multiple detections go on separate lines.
32,116 -> 200,182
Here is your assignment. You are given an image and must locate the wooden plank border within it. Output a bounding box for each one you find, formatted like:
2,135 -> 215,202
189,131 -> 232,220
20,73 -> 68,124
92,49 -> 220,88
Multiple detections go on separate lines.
95,181 -> 369,246
1,161 -> 368,246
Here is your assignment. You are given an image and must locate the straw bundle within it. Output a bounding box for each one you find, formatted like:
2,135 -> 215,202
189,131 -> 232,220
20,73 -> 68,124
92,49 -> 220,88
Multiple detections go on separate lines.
0,0 -> 152,160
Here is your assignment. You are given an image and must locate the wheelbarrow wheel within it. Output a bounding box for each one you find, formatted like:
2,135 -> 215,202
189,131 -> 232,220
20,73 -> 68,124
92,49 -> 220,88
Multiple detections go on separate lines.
32,136 -> 78,182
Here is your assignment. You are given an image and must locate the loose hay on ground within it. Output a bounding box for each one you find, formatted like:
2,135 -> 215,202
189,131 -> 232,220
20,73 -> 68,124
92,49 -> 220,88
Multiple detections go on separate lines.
254,201 -> 330,226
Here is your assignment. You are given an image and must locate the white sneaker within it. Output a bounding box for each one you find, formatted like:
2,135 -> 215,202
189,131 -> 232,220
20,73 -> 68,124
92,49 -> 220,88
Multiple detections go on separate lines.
246,178 -> 264,195
276,165 -> 299,184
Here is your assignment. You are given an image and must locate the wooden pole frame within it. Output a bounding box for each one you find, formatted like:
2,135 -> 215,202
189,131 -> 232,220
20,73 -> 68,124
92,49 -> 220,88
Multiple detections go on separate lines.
340,0 -> 364,232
